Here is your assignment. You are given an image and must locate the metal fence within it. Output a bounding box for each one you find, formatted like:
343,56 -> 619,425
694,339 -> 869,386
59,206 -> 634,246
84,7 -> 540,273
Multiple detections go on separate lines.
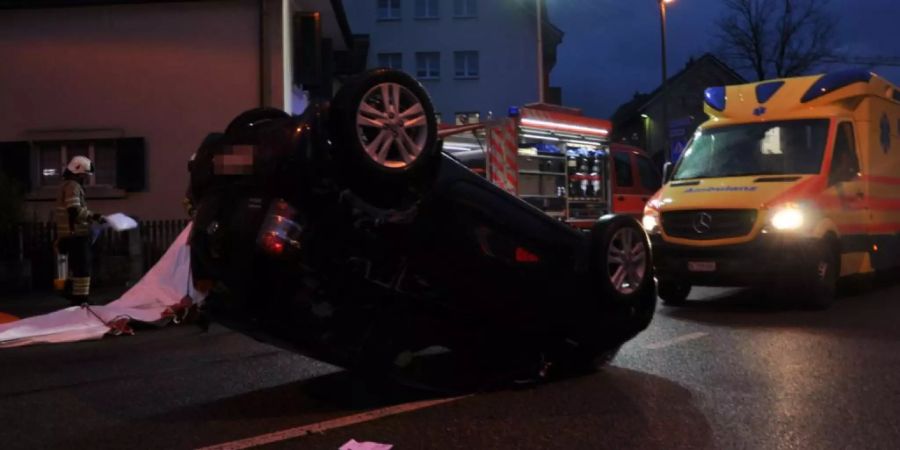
0,219 -> 190,290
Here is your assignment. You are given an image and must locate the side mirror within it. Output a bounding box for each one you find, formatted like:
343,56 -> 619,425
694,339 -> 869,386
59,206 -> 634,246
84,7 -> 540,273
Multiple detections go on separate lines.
662,162 -> 674,183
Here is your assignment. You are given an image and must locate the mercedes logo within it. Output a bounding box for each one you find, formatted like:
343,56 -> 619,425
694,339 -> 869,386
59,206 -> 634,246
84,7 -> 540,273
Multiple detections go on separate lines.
692,212 -> 713,234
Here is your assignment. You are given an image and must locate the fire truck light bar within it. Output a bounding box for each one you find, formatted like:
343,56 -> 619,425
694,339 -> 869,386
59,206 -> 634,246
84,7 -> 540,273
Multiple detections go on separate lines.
522,133 -> 560,141
564,139 -> 603,147
521,118 -> 609,136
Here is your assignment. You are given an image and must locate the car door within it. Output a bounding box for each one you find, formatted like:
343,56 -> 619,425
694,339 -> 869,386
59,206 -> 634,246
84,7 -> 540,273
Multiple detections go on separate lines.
611,150 -> 644,217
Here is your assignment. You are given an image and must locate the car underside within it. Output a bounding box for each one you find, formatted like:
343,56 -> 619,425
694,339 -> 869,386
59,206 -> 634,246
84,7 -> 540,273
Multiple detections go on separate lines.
188,69 -> 656,386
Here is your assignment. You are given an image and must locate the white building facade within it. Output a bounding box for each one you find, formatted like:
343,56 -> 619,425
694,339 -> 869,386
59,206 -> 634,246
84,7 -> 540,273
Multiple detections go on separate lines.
344,0 -> 562,125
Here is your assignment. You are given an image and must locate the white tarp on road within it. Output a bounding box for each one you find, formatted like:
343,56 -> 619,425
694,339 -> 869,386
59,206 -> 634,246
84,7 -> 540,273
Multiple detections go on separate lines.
0,224 -> 205,348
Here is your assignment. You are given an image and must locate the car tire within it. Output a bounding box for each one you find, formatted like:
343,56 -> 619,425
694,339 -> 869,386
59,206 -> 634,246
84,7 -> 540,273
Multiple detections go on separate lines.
658,280 -> 691,306
801,240 -> 839,310
590,215 -> 657,342
330,69 -> 439,208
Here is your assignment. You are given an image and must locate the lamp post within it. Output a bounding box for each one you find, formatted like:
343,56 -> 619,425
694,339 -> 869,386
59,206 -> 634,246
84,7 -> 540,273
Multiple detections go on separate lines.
658,0 -> 673,163
536,0 -> 545,103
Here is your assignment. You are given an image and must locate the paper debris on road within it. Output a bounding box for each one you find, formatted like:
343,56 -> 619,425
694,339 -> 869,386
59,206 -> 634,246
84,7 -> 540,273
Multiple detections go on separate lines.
105,213 -> 138,232
339,439 -> 393,450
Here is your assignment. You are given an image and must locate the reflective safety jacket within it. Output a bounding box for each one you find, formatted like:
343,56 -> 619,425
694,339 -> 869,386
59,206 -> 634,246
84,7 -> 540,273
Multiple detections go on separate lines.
55,180 -> 94,237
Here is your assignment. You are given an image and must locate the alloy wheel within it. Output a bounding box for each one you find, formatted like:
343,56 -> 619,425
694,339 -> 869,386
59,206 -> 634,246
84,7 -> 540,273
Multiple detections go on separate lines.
356,82 -> 429,169
607,227 -> 648,295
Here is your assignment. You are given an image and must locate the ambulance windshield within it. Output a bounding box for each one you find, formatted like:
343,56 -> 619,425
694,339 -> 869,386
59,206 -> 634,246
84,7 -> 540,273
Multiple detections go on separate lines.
672,119 -> 829,180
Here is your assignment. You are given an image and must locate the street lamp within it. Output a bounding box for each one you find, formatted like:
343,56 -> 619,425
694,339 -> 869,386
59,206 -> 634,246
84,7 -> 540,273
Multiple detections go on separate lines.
536,0 -> 545,103
658,0 -> 674,163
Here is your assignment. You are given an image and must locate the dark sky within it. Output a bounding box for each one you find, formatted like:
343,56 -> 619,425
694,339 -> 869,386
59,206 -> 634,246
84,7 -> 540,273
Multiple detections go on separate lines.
549,0 -> 900,118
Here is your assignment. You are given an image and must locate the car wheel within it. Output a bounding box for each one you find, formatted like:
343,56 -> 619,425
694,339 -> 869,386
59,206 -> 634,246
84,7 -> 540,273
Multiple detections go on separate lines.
801,240 -> 839,310
590,215 -> 657,342
330,69 -> 439,207
658,280 -> 691,306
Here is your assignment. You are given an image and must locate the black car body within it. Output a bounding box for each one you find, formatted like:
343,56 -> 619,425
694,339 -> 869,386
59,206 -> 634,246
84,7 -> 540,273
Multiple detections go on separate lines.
188,70 -> 656,381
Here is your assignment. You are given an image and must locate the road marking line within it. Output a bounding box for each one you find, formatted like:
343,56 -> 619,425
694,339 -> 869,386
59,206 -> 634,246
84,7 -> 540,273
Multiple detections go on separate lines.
643,332 -> 708,350
195,395 -> 470,450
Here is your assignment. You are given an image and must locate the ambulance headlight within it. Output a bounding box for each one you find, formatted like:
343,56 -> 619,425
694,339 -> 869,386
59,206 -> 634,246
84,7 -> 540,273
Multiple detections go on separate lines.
642,205 -> 661,234
770,206 -> 805,231
642,214 -> 660,233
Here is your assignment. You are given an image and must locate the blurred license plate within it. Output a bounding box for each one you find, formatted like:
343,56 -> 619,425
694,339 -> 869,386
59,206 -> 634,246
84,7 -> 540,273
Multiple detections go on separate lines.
688,261 -> 716,272
214,145 -> 255,175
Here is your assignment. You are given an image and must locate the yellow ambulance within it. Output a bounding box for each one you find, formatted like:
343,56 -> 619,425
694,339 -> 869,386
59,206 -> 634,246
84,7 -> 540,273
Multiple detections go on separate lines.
643,70 -> 900,309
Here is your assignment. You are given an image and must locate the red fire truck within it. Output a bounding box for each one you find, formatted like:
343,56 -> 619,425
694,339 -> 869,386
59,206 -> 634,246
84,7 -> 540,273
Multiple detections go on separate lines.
441,104 -> 660,227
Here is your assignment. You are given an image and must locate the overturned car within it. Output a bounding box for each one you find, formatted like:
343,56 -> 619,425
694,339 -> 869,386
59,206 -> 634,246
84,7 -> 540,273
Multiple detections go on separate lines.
188,69 -> 656,384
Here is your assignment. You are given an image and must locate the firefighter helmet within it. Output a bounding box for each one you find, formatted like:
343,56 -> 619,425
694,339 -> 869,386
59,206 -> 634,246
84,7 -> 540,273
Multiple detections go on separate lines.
67,156 -> 95,175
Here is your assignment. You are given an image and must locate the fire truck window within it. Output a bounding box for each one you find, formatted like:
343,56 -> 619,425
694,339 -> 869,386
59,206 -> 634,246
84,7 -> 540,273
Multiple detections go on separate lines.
829,122 -> 860,185
636,155 -> 661,191
614,152 -> 634,187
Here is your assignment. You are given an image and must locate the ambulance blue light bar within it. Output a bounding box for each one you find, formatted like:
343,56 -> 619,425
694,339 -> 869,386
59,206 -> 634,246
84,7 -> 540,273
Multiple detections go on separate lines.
704,87 -> 726,111
801,69 -> 873,103
755,81 -> 785,104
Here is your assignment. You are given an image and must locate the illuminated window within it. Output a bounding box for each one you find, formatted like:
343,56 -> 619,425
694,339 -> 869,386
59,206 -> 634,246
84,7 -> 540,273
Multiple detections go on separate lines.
454,51 -> 479,79
415,0 -> 438,18
416,52 -> 440,79
377,0 -> 401,20
377,52 -> 402,70
36,140 -> 117,188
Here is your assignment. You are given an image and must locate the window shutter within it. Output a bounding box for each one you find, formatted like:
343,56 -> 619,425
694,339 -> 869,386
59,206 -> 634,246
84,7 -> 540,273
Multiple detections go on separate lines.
0,141 -> 32,191
115,137 -> 146,192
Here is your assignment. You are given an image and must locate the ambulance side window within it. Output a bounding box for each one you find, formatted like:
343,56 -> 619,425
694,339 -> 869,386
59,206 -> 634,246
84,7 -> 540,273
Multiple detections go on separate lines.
614,152 -> 634,187
829,122 -> 860,185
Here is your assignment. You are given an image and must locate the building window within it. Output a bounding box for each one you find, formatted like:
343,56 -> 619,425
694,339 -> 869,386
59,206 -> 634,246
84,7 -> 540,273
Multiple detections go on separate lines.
415,0 -> 439,19
36,140 -> 117,188
377,0 -> 401,20
377,52 -> 403,70
455,112 -> 480,125
415,52 -> 440,79
454,51 -> 479,79
453,0 -> 477,18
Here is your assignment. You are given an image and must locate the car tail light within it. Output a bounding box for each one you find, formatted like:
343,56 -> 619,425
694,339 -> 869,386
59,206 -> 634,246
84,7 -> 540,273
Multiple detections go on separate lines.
257,199 -> 303,258
515,247 -> 540,263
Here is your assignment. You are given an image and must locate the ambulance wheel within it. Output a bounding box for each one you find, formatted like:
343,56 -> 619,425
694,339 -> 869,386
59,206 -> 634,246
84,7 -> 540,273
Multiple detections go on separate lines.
331,69 -> 439,207
590,215 -> 656,341
801,240 -> 839,310
658,280 -> 691,306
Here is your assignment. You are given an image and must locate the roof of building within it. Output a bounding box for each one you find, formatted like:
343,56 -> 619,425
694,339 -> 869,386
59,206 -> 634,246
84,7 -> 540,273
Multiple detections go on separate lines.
611,53 -> 745,125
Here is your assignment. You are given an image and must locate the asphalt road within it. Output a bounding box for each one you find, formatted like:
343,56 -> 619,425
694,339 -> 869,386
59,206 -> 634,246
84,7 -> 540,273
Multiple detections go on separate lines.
2,280 -> 900,450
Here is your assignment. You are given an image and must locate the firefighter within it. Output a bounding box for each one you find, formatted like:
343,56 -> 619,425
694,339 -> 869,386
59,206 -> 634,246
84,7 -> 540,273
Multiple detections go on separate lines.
55,156 -> 106,305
